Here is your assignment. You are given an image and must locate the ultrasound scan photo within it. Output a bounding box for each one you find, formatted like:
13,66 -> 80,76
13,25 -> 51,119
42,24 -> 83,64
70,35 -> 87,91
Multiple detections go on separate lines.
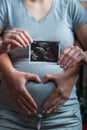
29,41 -> 59,63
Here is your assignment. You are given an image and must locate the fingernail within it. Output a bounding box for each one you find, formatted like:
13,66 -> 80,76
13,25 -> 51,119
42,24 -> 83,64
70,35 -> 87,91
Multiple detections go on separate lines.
60,64 -> 63,68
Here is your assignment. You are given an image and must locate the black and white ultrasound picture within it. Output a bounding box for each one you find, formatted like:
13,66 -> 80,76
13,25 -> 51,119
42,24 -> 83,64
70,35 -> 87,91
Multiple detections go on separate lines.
29,41 -> 59,62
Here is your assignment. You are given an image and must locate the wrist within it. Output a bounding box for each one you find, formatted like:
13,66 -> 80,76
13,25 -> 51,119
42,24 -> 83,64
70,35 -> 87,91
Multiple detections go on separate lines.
63,65 -> 81,82
1,66 -> 17,79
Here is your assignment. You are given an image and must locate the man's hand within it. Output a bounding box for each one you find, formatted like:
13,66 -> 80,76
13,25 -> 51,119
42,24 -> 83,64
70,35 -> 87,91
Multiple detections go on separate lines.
58,45 -> 87,69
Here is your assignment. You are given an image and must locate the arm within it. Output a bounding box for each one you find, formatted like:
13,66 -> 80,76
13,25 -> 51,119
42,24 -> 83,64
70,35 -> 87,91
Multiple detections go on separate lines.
43,63 -> 81,114
58,2 -> 87,68
80,1 -> 87,10
0,29 -> 41,115
58,40 -> 87,69
75,2 -> 87,50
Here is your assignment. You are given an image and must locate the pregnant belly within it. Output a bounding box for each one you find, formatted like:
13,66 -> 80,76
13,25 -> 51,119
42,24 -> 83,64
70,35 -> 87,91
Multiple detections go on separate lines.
13,60 -> 64,113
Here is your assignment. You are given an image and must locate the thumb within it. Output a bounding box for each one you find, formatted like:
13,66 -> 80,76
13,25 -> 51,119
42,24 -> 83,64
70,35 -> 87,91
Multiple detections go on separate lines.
25,73 -> 42,83
43,74 -> 55,83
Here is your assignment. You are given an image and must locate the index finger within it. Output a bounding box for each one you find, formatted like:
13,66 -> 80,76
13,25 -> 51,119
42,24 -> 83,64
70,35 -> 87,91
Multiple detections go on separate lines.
43,90 -> 58,112
58,46 -> 72,63
19,86 -> 37,109
14,29 -> 33,43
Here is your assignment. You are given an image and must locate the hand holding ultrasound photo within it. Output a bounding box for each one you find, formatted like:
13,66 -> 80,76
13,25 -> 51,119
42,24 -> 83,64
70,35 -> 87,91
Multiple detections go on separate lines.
29,41 -> 60,63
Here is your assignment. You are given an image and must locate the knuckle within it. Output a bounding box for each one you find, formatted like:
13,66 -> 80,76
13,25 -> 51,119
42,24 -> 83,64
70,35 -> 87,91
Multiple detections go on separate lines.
18,87 -> 24,93
61,94 -> 68,100
70,55 -> 75,60
62,50 -> 66,55
75,59 -> 79,63
19,32 -> 23,36
71,45 -> 74,49
34,75 -> 38,79
22,30 -> 27,34
45,74 -> 49,79
14,34 -> 19,39
11,39 -> 15,43
65,53 -> 70,57
75,46 -> 79,50
57,88 -> 64,95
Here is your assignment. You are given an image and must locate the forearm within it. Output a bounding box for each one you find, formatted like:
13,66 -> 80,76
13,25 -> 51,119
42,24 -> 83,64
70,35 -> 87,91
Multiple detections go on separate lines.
64,65 -> 81,84
0,53 -> 16,78
80,2 -> 87,10
0,41 -> 5,55
0,41 -> 2,52
75,40 -> 87,64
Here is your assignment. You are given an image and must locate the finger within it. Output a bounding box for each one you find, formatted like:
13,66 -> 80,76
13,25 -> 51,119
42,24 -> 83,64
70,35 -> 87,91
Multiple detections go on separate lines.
63,46 -> 84,68
4,32 -> 26,48
77,54 -> 85,63
66,51 -> 81,68
31,74 -> 42,83
4,29 -> 32,46
4,39 -> 23,48
69,54 -> 85,67
58,46 -> 72,64
46,99 -> 66,114
15,98 -> 31,115
26,73 -> 42,83
10,33 -> 27,48
14,29 -> 33,43
43,74 -> 55,83
43,90 -> 58,113
59,47 -> 76,68
43,87 -> 65,114
16,32 -> 30,46
18,87 -> 37,109
43,90 -> 67,114
61,48 -> 76,67
17,93 -> 37,114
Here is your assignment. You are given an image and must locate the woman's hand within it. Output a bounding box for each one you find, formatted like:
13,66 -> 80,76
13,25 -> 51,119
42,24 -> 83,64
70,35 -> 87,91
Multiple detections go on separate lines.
1,28 -> 33,53
42,72 -> 78,115
58,45 -> 87,69
3,69 -> 41,115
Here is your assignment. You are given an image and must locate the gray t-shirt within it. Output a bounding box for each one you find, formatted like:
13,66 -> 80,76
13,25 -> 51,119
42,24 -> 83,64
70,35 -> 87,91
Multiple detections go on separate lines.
0,0 -> 87,113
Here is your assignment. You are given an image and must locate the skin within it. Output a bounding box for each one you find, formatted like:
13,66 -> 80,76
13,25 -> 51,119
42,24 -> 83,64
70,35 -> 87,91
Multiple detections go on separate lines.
58,2 -> 87,69
0,29 -> 33,54
0,0 -> 87,115
58,44 -> 87,69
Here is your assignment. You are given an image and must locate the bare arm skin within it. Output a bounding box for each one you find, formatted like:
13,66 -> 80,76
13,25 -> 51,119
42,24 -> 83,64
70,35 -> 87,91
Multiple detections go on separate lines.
43,64 -> 81,114
80,1 -> 87,10
0,2 -> 87,115
58,2 -> 87,68
0,30 -> 42,115
0,29 -> 81,115
43,2 -> 87,114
